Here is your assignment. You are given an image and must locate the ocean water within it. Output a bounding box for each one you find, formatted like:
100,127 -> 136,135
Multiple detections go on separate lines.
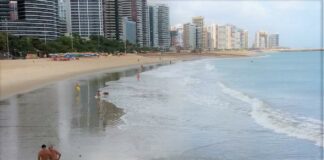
100,51 -> 323,159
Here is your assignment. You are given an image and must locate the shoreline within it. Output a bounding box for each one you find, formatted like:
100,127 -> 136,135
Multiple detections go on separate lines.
0,53 -> 251,101
0,54 -> 176,100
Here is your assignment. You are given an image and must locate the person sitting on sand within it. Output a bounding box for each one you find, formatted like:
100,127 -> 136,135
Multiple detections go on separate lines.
38,144 -> 51,160
49,145 -> 61,160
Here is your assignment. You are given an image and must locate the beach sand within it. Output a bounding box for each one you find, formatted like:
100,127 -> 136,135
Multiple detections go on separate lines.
0,51 -> 253,100
0,54 -> 176,100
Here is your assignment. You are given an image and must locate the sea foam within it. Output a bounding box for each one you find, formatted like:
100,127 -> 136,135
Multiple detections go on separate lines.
218,82 -> 323,146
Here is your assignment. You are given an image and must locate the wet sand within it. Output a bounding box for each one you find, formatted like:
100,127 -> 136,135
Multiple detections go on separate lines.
0,65 -> 160,160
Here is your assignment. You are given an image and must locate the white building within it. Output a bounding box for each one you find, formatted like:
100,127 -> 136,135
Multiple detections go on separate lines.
254,31 -> 268,49
240,30 -> 248,49
209,24 -> 218,50
217,25 -> 232,49
231,26 -> 241,49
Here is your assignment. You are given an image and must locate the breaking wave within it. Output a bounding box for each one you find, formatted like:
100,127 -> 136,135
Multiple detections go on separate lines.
218,82 -> 323,146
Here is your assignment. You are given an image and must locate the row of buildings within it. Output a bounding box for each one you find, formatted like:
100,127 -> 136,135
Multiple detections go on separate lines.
253,31 -> 279,49
170,16 -> 280,52
0,0 -> 171,49
170,16 -> 249,52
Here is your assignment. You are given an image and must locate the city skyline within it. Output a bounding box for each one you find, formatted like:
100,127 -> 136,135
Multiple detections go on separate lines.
149,0 -> 321,49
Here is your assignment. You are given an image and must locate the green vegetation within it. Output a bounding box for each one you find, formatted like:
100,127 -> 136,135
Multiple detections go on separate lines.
0,32 -> 159,58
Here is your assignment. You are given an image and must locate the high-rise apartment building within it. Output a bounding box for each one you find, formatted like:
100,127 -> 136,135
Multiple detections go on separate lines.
241,30 -> 248,49
157,4 -> 170,50
135,0 -> 143,46
58,0 -> 69,35
269,34 -> 279,48
254,31 -> 268,49
70,0 -> 104,38
208,24 -> 218,50
149,5 -> 158,48
183,23 -> 196,51
103,0 -> 149,47
102,0 -> 120,39
203,26 -> 212,51
170,30 -> 178,48
0,0 -> 60,40
122,17 -> 136,44
170,24 -> 184,48
0,0 -> 18,21
231,26 -> 241,49
141,1 -> 149,47
217,25 -> 232,49
192,16 -> 204,50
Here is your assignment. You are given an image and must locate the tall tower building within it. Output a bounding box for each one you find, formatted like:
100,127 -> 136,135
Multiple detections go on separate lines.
183,23 -> 196,51
135,0 -> 143,46
254,31 -> 268,48
207,24 -> 218,50
103,0 -> 120,39
240,30 -> 248,49
141,1 -> 149,47
157,4 -> 170,50
122,17 -> 136,44
170,24 -> 184,48
231,25 -> 241,49
192,16 -> 204,50
269,34 -> 279,48
58,0 -> 69,35
203,26 -> 212,51
0,0 -> 59,40
70,0 -> 103,38
149,5 -> 159,47
103,0 -> 148,47
217,25 -> 232,49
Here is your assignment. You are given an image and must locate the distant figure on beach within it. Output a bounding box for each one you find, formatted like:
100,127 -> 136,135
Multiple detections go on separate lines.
75,83 -> 81,93
141,65 -> 144,71
137,70 -> 140,81
96,90 -> 101,99
38,144 -> 51,160
49,145 -> 61,160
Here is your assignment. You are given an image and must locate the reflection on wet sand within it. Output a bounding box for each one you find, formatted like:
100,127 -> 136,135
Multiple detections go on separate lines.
97,100 -> 124,129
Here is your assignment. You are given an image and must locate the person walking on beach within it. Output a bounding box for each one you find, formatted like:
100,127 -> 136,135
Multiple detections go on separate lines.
136,70 -> 140,81
38,144 -> 51,160
49,145 -> 61,160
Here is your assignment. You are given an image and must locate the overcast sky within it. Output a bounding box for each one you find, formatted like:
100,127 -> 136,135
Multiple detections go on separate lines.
148,0 -> 322,48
